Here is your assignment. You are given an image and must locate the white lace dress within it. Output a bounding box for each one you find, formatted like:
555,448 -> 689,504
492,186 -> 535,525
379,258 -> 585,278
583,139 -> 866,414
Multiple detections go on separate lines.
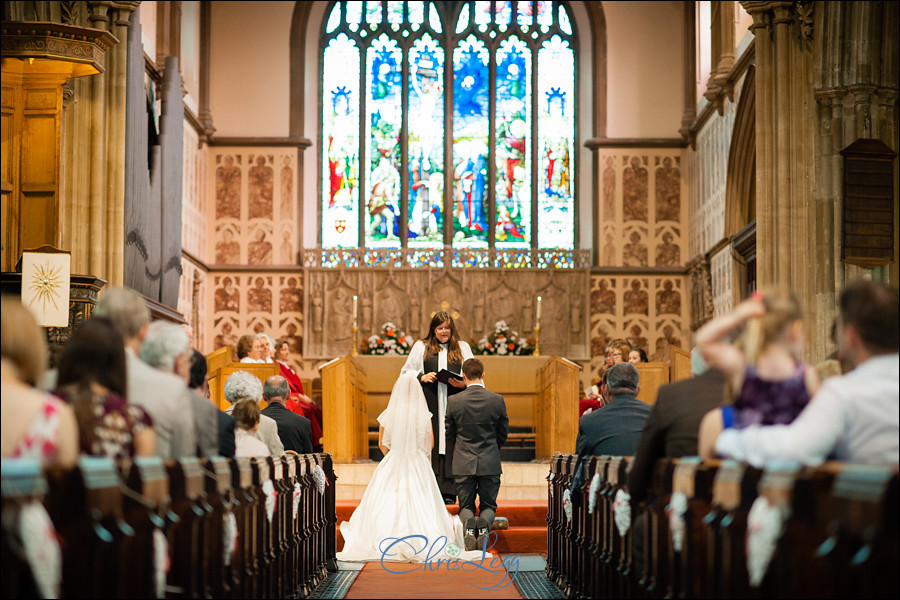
336,373 -> 484,563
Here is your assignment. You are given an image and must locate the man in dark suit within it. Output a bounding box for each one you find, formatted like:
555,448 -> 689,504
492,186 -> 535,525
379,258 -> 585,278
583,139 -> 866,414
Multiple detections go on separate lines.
575,362 -> 651,457
261,375 -> 313,454
446,358 -> 509,551
626,348 -> 726,578
628,352 -> 727,505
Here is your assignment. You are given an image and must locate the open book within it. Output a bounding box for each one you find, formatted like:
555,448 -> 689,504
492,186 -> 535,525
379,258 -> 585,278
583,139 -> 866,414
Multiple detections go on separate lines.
436,368 -> 463,385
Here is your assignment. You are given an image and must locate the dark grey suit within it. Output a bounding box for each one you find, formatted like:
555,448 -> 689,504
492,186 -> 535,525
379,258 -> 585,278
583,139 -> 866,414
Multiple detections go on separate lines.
446,383 -> 509,528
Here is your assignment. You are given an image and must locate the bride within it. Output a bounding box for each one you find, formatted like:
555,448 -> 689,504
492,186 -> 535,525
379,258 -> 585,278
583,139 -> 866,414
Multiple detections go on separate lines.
336,372 -> 483,562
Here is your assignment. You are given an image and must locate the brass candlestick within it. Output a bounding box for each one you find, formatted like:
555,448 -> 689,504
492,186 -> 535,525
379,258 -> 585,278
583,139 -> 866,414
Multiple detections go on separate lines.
533,324 -> 541,356
351,325 -> 359,356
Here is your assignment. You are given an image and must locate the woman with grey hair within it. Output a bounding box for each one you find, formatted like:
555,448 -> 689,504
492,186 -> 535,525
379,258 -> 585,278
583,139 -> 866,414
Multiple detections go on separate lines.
223,370 -> 284,456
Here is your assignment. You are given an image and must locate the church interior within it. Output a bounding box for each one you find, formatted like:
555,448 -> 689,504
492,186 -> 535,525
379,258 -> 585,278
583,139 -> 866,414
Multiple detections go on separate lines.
1,1 -> 898,598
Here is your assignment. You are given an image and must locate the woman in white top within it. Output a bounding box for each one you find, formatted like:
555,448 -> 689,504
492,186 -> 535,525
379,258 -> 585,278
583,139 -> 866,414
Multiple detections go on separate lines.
400,311 -> 473,503
237,334 -> 265,364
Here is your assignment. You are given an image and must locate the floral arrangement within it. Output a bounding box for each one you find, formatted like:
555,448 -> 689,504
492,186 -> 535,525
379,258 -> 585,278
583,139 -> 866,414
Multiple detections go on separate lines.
361,322 -> 413,355
472,320 -> 535,356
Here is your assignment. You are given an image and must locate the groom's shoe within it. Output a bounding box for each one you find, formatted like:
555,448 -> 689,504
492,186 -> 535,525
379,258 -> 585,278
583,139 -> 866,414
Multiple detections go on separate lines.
464,519 -> 478,551
474,517 -> 489,550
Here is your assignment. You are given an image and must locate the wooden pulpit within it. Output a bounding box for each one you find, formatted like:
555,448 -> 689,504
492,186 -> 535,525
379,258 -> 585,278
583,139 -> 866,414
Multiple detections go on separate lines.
534,355 -> 582,458
319,355 -> 368,462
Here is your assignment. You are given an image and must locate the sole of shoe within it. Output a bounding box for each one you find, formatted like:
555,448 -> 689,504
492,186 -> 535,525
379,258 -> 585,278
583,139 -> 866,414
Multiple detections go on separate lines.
464,518 -> 478,551
474,517 -> 489,550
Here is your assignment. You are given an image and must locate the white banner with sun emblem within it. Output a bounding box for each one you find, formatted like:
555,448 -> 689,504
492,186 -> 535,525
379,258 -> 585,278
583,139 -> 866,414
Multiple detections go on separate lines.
21,251 -> 71,327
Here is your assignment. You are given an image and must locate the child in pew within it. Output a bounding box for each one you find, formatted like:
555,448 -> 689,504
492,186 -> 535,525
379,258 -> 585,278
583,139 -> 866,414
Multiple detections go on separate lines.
696,288 -> 819,459
233,399 -> 270,458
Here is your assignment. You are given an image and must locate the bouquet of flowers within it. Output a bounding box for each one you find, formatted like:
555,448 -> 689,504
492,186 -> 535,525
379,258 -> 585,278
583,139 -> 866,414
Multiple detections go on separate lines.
472,320 -> 536,356
361,322 -> 413,355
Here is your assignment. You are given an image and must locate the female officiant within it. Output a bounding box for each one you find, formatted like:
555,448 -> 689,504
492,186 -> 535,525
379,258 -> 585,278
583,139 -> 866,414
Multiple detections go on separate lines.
401,310 -> 474,504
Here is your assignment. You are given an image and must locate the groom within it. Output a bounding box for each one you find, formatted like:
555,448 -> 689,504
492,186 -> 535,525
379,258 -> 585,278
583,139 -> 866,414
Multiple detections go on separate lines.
446,358 -> 509,551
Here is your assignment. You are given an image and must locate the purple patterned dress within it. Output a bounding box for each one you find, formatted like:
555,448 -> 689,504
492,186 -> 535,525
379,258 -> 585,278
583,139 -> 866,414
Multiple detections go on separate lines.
728,362 -> 811,428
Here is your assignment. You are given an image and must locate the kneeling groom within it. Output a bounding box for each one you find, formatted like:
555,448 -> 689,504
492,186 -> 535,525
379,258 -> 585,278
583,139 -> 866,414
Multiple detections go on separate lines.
446,358 -> 509,551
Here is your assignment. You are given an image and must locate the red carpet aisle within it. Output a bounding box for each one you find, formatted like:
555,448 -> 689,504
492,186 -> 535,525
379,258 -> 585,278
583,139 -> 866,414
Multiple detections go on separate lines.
326,500 -> 556,599
343,559 -> 523,599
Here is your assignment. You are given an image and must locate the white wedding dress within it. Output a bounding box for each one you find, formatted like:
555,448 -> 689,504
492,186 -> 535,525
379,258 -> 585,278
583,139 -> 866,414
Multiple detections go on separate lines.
336,373 -> 484,562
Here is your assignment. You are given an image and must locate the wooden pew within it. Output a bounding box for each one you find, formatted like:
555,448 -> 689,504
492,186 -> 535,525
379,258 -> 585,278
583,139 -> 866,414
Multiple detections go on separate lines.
607,456 -> 633,599
167,457 -> 207,598
545,453 -> 564,588
250,457 -> 273,598
547,455 -> 900,600
818,464 -> 899,600
229,456 -> 254,599
642,458 -> 675,598
120,456 -> 173,599
203,456 -> 233,598
1,458 -> 51,598
319,451 -> 339,574
587,456 -> 609,599
706,459 -> 762,599
46,457 -> 134,599
2,453 -> 335,600
669,457 -> 717,599
298,454 -> 316,598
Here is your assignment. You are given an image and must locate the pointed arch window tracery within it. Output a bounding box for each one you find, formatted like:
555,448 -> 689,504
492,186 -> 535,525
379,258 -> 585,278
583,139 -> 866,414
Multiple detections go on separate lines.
320,1 -> 578,268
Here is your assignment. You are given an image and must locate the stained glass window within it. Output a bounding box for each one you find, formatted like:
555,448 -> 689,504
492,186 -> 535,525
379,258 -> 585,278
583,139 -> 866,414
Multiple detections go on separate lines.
321,1 -> 577,265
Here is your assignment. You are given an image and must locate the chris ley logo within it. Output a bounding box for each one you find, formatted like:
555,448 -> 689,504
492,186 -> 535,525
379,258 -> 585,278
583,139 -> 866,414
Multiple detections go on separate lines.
378,532 -> 520,589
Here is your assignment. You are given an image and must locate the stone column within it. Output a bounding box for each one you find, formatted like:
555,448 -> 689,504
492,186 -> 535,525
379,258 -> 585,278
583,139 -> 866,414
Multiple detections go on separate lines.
744,0 -> 899,364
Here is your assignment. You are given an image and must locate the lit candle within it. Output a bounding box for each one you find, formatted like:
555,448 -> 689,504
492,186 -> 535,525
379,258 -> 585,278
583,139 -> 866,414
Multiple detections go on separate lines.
536,296 -> 542,322
352,295 -> 358,326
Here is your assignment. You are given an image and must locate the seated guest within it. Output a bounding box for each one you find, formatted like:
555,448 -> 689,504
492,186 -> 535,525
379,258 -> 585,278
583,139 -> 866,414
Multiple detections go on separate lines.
1,297 -> 78,468
258,333 -> 276,363
223,370 -> 284,456
575,362 -> 651,456
237,334 -> 264,363
579,368 -> 611,417
628,348 -> 726,506
274,338 -> 323,449
55,317 -> 155,458
628,348 -> 649,364
696,288 -> 819,459
232,399 -> 270,458
94,286 -> 196,459
140,321 -> 215,457
261,375 -> 313,454
715,279 -> 899,466
608,339 -> 632,366
189,350 -> 234,458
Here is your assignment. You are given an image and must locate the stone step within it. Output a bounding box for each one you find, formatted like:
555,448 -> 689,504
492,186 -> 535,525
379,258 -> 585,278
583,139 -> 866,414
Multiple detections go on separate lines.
334,461 -> 550,502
